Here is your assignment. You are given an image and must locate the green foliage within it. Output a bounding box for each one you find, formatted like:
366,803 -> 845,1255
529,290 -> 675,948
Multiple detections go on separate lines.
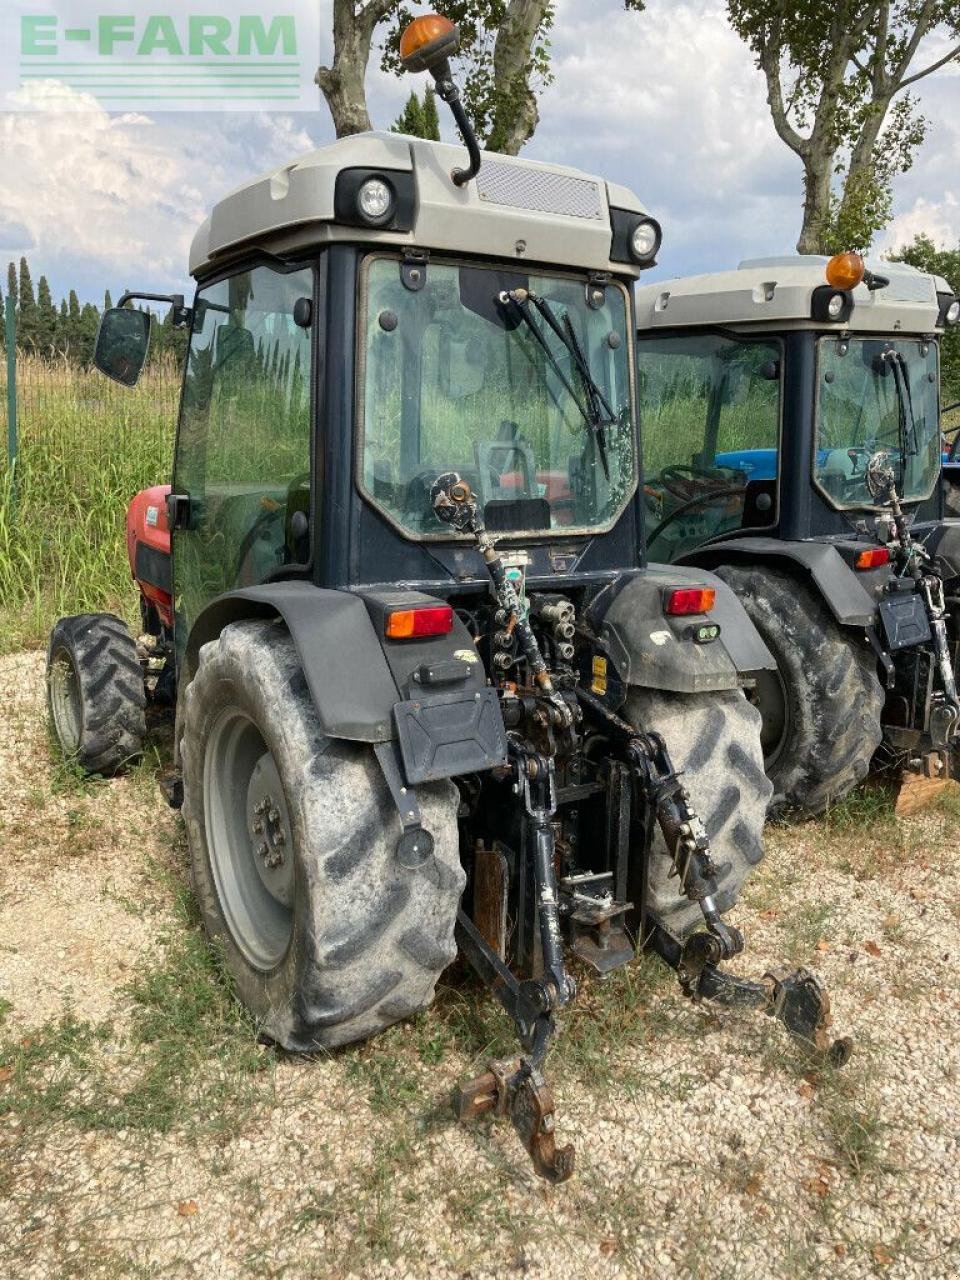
890,233 -> 960,400
17,257 -> 38,350
36,276 -> 58,354
392,86 -> 441,139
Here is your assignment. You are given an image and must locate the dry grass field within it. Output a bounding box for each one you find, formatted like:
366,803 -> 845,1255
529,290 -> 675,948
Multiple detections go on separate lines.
1,650 -> 958,1280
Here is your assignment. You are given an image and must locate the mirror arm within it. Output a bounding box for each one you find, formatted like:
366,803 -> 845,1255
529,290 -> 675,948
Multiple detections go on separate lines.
117,291 -> 193,329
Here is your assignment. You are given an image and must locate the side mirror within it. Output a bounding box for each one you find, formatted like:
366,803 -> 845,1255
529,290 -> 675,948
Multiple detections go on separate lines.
94,307 -> 152,387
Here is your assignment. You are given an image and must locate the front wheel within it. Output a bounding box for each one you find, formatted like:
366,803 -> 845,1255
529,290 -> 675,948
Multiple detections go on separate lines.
46,613 -> 146,775
714,565 -> 884,815
179,619 -> 465,1051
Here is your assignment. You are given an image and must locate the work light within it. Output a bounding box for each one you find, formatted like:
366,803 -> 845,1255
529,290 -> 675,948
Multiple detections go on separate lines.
357,177 -> 395,224
827,292 -> 846,319
630,219 -> 661,263
947,299 -> 960,326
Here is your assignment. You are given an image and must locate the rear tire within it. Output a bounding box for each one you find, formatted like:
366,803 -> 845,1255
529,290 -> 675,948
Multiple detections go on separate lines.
180,619 -> 465,1051
46,613 -> 146,775
714,565 -> 884,815
624,688 -> 772,941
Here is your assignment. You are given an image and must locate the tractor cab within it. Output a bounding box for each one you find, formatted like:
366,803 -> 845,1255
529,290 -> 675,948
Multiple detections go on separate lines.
105,127 -> 656,661
635,253 -> 958,564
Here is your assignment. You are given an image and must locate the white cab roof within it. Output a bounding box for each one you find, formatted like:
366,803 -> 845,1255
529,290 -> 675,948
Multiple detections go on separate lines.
190,131 -> 650,279
635,255 -> 952,335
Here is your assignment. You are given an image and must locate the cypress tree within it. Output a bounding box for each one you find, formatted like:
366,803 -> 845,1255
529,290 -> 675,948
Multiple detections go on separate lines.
66,290 -> 81,356
421,86 -> 440,141
78,302 -> 99,362
104,289 -> 113,312
6,263 -> 17,312
392,91 -> 425,137
37,275 -> 58,354
18,258 -> 38,350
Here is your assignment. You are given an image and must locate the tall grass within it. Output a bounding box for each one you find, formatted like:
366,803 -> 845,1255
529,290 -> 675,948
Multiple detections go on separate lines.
0,355 -> 178,651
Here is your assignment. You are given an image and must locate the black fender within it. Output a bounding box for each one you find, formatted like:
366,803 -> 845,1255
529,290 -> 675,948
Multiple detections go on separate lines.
680,537 -> 883,629
596,565 -> 776,694
183,582 -> 485,744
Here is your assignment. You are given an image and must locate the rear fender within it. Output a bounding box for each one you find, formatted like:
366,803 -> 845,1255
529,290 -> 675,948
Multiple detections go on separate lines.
681,537 -> 883,628
183,582 -> 485,744
595,566 -> 776,694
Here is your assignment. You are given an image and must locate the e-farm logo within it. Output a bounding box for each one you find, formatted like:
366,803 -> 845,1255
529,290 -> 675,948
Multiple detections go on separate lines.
5,2 -> 320,111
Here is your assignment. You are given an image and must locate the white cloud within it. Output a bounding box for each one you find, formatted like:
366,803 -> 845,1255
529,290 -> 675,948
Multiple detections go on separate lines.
0,84 -> 321,300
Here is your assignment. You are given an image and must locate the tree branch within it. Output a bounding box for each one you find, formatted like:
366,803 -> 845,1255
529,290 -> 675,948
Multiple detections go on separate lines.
758,28 -> 806,156
900,40 -> 960,88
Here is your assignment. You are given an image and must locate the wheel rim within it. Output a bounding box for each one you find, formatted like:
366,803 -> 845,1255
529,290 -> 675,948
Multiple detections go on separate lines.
49,647 -> 83,755
751,665 -> 791,770
203,708 -> 295,971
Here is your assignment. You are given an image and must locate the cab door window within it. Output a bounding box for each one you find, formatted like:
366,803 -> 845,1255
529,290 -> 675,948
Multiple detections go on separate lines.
173,265 -> 314,643
637,334 -> 781,561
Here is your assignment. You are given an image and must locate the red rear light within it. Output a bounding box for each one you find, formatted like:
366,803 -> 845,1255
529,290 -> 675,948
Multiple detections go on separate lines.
666,587 -> 716,616
855,547 -> 890,570
385,605 -> 454,639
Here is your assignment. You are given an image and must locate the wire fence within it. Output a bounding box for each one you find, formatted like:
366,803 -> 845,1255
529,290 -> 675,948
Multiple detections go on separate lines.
0,339 -> 182,649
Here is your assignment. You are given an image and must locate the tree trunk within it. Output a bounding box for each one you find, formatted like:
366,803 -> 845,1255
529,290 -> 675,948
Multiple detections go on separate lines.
487,0 -> 551,155
315,0 -> 395,139
797,151 -> 835,254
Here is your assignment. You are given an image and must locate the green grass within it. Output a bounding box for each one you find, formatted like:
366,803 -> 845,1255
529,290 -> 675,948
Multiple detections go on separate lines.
0,355 -> 178,651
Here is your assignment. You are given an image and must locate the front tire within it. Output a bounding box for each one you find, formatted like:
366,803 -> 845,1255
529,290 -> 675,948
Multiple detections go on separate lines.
46,613 -> 146,775
714,565 -> 884,815
624,687 -> 772,941
180,619 -> 465,1051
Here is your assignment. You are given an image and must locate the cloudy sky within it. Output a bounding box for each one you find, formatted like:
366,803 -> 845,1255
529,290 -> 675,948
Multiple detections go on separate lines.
1,0 -> 957,306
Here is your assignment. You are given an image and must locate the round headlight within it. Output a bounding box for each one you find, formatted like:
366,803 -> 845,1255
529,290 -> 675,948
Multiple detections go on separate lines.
630,220 -> 660,262
947,299 -> 960,326
358,177 -> 394,223
827,291 -> 846,319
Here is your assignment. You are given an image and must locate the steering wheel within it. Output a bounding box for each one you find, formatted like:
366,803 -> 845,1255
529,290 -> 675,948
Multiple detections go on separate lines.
235,470 -> 311,582
235,503 -> 286,584
658,464 -> 733,501
647,485 -> 748,549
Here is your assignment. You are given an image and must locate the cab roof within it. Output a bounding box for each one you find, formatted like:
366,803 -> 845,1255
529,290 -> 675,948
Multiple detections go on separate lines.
635,254 -> 954,335
189,131 -> 650,280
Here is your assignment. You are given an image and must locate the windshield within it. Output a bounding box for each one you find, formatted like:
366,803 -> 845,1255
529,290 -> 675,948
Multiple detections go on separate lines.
815,337 -> 940,508
359,257 -> 636,537
636,333 -> 781,561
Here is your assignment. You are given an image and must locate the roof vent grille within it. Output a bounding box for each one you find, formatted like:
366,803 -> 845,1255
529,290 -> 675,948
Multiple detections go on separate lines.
476,161 -> 604,220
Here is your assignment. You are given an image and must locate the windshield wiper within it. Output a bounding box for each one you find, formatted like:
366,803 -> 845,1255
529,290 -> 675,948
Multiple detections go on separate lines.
880,345 -> 920,464
500,287 -> 615,480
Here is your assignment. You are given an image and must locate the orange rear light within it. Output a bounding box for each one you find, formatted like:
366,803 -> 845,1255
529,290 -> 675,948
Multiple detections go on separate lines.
855,547 -> 890,570
666,587 -> 716,616
385,605 -> 454,639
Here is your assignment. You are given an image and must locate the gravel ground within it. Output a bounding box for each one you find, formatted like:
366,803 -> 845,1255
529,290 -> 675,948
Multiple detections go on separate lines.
1,650 -> 958,1280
